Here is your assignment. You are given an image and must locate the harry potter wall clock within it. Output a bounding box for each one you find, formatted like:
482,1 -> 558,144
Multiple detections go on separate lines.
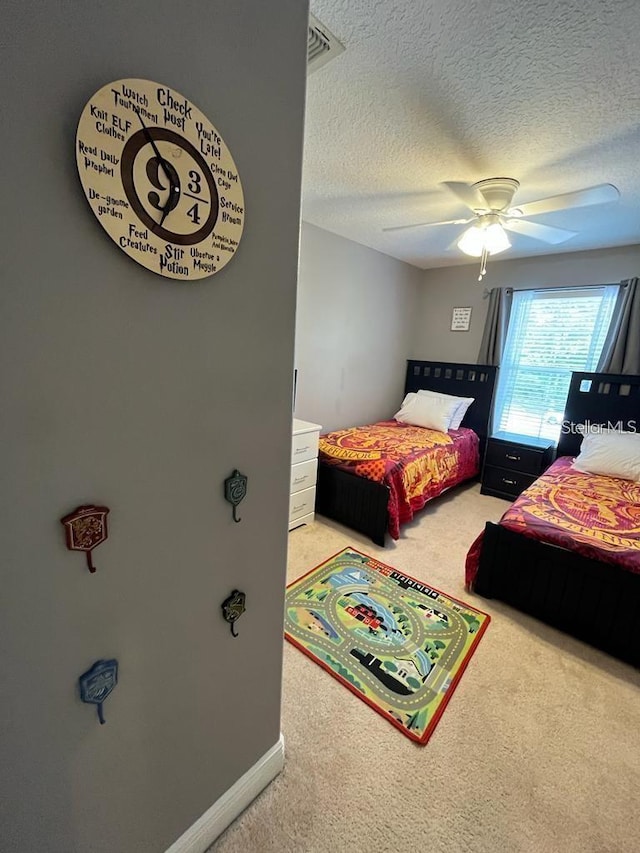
75,78 -> 245,280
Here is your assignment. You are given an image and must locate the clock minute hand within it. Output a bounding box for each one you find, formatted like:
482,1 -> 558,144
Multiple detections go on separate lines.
133,108 -> 180,224
134,108 -> 172,183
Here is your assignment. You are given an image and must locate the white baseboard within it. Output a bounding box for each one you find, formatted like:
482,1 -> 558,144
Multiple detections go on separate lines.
165,734 -> 285,853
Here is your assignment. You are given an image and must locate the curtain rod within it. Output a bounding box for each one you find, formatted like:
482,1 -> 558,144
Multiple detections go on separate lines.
482,282 -> 620,298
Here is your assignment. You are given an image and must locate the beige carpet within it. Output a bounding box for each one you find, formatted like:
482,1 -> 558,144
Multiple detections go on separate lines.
210,482 -> 640,853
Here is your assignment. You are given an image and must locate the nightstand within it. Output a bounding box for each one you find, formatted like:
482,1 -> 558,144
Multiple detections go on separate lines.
289,418 -> 322,530
481,434 -> 555,500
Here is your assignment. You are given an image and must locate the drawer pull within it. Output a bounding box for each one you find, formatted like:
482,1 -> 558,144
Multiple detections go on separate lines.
292,503 -> 306,513
502,478 -> 517,485
293,476 -> 306,485
505,454 -> 520,461
295,445 -> 309,455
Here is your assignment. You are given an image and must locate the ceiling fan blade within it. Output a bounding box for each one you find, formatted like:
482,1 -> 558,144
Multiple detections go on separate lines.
383,217 -> 473,232
503,219 -> 577,244
442,181 -> 490,212
512,183 -> 620,218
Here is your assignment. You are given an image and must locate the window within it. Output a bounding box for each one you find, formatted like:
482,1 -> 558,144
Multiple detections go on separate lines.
493,286 -> 618,443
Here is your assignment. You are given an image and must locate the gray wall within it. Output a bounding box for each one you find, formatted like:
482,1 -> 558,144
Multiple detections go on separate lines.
0,2 -> 308,851
295,223 -> 421,431
411,244 -> 640,363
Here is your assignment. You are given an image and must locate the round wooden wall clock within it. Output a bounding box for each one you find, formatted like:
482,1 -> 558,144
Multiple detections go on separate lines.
75,78 -> 245,280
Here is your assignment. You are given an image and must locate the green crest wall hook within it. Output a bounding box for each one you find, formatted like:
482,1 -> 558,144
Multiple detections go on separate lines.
221,590 -> 246,637
224,469 -> 247,523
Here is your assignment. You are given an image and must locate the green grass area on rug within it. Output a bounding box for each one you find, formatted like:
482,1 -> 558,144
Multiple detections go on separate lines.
284,547 -> 490,744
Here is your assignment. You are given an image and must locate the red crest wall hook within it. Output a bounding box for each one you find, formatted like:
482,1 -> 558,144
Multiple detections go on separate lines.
61,505 -> 110,573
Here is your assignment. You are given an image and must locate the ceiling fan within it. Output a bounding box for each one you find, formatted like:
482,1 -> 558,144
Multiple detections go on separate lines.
383,178 -> 620,280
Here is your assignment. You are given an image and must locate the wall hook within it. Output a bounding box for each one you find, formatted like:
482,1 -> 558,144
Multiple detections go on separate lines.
79,659 -> 118,724
222,590 -> 246,637
61,505 -> 110,573
224,470 -> 247,523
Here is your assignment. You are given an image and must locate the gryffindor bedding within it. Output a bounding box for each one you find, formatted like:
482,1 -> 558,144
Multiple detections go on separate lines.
318,420 -> 479,539
466,456 -> 640,587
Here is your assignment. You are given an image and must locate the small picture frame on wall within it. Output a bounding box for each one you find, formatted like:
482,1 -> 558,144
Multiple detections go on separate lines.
451,307 -> 472,331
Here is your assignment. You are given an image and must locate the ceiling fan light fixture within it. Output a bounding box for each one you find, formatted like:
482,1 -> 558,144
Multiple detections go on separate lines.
382,178 -> 620,283
457,222 -> 510,257
484,222 -> 511,254
457,226 -> 484,257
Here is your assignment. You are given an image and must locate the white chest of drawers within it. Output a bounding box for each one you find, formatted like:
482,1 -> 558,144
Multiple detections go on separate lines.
289,418 -> 322,530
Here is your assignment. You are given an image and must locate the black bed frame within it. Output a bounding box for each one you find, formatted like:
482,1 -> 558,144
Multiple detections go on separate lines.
315,360 -> 498,546
474,371 -> 640,667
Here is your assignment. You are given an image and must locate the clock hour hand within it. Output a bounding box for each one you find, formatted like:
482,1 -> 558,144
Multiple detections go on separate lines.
159,186 -> 179,225
134,108 -> 180,224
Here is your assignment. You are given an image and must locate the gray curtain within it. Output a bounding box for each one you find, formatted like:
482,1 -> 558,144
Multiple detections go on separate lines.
477,287 -> 513,365
597,277 -> 640,374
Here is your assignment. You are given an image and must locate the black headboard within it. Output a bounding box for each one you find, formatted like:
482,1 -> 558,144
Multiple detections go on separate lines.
557,371 -> 640,458
404,360 -> 497,457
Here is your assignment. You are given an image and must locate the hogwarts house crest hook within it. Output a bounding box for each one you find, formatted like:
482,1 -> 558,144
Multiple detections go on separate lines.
61,505 -> 110,572
79,659 -> 118,724
222,590 -> 246,637
224,469 -> 247,523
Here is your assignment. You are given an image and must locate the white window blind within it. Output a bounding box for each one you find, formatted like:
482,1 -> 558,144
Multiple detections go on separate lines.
493,286 -> 618,443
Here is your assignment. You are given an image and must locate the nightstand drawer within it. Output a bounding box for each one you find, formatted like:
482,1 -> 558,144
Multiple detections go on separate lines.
292,429 -> 320,464
485,442 -> 546,475
289,486 -> 316,522
290,458 -> 318,494
481,466 -> 537,499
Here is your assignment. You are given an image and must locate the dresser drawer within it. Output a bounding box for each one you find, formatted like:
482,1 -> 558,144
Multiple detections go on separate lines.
291,429 -> 320,464
289,486 -> 316,522
290,458 -> 318,494
481,466 -> 537,499
485,441 -> 545,475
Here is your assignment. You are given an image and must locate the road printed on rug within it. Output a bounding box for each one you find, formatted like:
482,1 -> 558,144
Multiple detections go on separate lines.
285,547 -> 490,744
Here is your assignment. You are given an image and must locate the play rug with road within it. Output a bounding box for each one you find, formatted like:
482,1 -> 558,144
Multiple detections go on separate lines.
285,547 -> 490,744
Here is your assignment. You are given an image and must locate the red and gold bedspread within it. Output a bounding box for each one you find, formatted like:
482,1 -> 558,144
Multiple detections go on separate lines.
319,420 -> 479,539
466,456 -> 640,587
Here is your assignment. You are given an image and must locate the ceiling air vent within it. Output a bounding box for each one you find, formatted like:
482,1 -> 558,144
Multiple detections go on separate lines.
308,13 -> 344,73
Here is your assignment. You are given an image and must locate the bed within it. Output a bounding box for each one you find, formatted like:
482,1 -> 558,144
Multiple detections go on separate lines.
467,371 -> 640,667
315,360 -> 497,546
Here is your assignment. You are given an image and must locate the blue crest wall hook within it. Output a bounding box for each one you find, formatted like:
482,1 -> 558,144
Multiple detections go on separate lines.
79,659 -> 118,724
224,469 -> 247,523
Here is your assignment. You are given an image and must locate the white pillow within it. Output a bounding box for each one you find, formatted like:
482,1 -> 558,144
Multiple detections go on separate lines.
418,389 -> 475,430
572,430 -> 640,482
394,393 -> 460,432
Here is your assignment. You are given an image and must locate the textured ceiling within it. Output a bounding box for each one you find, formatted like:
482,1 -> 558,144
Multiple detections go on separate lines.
302,0 -> 640,268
